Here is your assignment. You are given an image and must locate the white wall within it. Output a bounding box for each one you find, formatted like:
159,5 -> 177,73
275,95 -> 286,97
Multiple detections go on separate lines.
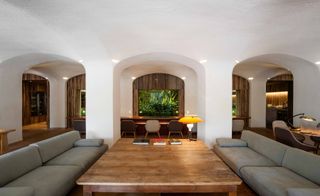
49,78 -> 67,128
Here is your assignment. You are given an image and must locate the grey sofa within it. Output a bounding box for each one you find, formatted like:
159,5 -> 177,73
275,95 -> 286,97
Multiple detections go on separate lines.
214,130 -> 320,196
0,130 -> 108,196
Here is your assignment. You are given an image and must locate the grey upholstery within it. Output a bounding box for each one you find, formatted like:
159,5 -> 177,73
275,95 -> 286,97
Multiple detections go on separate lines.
287,188 -> 320,196
214,146 -> 276,175
45,146 -> 107,170
0,186 -> 34,196
282,148 -> 320,185
33,131 -> 81,163
241,130 -> 289,165
145,120 -> 161,138
0,145 -> 42,186
6,165 -> 81,196
216,138 -> 247,147
74,139 -> 104,147
232,119 -> 244,133
240,167 -> 319,196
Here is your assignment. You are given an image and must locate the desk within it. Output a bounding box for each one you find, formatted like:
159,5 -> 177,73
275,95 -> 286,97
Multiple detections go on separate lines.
0,129 -> 15,154
77,139 -> 242,196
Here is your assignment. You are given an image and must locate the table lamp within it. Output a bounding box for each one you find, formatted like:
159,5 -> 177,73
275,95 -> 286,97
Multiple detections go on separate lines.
179,115 -> 203,141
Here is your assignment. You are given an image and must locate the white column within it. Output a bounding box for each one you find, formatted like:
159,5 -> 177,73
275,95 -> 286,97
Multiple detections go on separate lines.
249,78 -> 267,127
49,78 -> 67,128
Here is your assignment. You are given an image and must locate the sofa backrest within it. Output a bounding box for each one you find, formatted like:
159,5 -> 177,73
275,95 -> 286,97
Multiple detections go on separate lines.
241,130 -> 289,165
0,145 -> 42,186
33,130 -> 81,163
282,148 -> 320,185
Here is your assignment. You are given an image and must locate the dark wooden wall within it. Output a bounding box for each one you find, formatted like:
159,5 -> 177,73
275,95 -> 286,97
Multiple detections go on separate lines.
270,74 -> 293,81
66,74 -> 85,127
22,74 -> 49,126
232,75 -> 249,117
132,73 -> 184,116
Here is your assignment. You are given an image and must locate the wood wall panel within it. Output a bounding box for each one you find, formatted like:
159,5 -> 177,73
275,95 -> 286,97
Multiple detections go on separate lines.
270,74 -> 293,81
232,75 -> 249,118
67,74 -> 85,127
22,74 -> 49,126
133,73 -> 184,116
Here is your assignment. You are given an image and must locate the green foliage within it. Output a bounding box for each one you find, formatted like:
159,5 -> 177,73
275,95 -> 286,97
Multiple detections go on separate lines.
139,90 -> 179,116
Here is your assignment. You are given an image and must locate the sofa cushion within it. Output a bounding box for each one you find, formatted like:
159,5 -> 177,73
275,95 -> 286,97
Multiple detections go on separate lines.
0,145 -> 42,186
45,145 -> 107,170
33,130 -> 81,163
6,165 -> 81,196
74,139 -> 104,147
240,167 -> 319,196
241,130 -> 289,165
216,138 -> 247,147
287,188 -> 320,196
282,148 -> 320,185
0,186 -> 34,196
214,145 -> 276,175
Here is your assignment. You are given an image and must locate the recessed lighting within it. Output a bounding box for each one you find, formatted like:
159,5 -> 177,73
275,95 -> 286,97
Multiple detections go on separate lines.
315,61 -> 320,65
112,59 -> 119,63
199,59 -> 207,64
62,77 -> 69,80
235,60 -> 240,64
181,76 -> 186,80
78,59 -> 84,63
131,77 -> 136,80
45,77 -> 48,80
248,77 -> 254,80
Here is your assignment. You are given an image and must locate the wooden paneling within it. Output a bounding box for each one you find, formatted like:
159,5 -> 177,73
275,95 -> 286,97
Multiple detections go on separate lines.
67,74 -> 85,128
133,73 -> 184,116
232,75 -> 249,118
270,74 -> 293,81
22,74 -> 49,126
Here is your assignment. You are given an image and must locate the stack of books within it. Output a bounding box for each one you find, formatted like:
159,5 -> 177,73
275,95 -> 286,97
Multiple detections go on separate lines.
169,139 -> 182,145
132,138 -> 150,145
151,138 -> 167,145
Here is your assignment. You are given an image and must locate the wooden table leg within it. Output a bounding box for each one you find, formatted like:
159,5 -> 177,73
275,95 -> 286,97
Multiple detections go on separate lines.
83,186 -> 93,196
0,134 -> 3,154
228,191 -> 237,196
2,133 -> 9,153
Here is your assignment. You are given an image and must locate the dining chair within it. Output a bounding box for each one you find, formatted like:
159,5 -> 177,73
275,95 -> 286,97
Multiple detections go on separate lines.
121,120 -> 137,138
168,120 -> 184,138
272,120 -> 305,142
145,120 -> 161,138
274,127 -> 316,153
232,119 -> 244,133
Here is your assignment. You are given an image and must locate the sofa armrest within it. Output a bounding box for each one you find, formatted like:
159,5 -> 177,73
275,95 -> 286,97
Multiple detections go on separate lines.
0,186 -> 34,196
287,188 -> 320,196
216,138 -> 247,147
74,139 -> 104,147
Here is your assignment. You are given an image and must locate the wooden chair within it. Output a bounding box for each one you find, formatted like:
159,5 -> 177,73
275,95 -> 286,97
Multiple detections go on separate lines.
121,120 -> 137,138
274,127 -> 316,153
168,120 -> 184,138
272,120 -> 305,142
145,120 -> 161,138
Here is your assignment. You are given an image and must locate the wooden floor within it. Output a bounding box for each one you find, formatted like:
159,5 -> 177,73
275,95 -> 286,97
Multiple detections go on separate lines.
7,127 -> 267,196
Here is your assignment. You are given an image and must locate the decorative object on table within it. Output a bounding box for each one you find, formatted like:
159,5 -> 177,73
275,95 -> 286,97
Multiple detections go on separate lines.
179,115 -> 203,141
151,138 -> 166,145
169,139 -> 182,145
132,138 -> 150,145
286,113 -> 316,129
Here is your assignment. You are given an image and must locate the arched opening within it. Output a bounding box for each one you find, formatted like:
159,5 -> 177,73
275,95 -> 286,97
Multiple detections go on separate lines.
113,53 -> 206,143
266,73 -> 293,129
232,53 -> 320,138
22,73 -> 50,130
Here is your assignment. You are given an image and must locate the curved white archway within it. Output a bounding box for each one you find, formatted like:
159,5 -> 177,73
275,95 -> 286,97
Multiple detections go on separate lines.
233,53 -> 320,127
112,52 -> 206,144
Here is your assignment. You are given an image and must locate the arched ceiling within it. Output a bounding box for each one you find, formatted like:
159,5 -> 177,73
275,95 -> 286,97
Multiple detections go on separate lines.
1,0 -> 320,68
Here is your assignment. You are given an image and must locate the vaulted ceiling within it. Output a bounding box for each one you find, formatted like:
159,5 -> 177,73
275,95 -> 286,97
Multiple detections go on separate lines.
1,0 -> 320,71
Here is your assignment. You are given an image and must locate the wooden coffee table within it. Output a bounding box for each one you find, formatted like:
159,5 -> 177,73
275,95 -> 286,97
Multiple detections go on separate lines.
77,139 -> 242,196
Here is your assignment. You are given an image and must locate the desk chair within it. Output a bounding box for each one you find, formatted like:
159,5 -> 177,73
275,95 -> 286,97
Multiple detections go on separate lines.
121,120 -> 137,138
272,120 -> 305,142
168,120 -> 184,138
145,120 -> 161,138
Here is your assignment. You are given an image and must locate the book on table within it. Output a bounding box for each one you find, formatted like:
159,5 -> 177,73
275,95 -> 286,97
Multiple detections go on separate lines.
133,138 -> 150,145
151,138 -> 167,145
169,139 -> 182,145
